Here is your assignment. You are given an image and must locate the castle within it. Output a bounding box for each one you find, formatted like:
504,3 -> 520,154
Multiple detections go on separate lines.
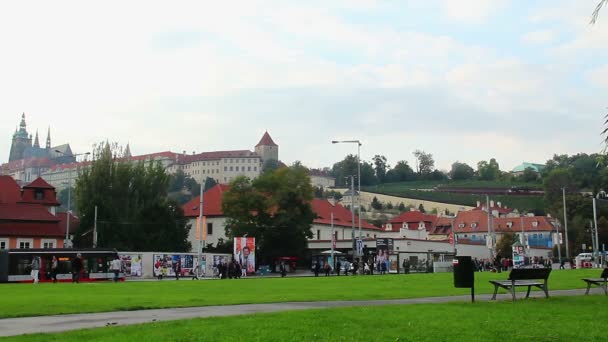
8,113 -> 75,164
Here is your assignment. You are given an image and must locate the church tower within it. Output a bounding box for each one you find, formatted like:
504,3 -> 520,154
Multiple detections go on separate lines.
254,131 -> 278,164
8,113 -> 32,161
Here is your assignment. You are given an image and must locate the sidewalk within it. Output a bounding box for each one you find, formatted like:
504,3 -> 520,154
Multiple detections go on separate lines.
0,288 -> 598,337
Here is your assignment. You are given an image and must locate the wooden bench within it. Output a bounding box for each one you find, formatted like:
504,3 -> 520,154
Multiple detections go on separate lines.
489,268 -> 551,301
582,268 -> 608,295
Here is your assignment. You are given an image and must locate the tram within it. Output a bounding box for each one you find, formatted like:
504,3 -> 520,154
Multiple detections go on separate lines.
0,248 -> 123,283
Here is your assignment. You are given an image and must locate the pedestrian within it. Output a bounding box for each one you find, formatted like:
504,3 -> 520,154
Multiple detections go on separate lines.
31,256 -> 41,284
71,253 -> 83,283
364,262 -> 370,275
280,261 -> 287,277
336,261 -> 341,276
111,256 -> 122,282
324,262 -> 330,276
404,259 -> 410,274
314,262 -> 320,277
241,259 -> 247,278
174,259 -> 181,280
51,256 -> 59,283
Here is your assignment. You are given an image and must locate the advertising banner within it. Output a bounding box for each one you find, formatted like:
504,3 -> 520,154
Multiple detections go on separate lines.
153,254 -> 196,277
512,245 -> 525,269
120,254 -> 143,277
234,237 -> 256,274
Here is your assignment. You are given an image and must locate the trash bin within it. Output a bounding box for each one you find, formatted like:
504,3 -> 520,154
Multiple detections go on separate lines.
453,256 -> 475,302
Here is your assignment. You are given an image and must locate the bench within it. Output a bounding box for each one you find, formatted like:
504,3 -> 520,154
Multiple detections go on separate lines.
582,268 -> 608,295
489,268 -> 551,301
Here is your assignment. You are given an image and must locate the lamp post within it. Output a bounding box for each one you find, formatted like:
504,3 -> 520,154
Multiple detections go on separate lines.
55,150 -> 90,248
346,175 -> 355,259
562,187 -> 570,260
593,190 -> 606,268
332,140 -> 362,259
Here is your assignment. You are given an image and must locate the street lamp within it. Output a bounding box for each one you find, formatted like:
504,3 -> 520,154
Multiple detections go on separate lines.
332,140 -> 362,260
593,190 -> 606,267
55,150 -> 90,248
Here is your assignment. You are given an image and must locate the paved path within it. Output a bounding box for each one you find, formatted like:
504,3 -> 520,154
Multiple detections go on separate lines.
0,288 -> 600,337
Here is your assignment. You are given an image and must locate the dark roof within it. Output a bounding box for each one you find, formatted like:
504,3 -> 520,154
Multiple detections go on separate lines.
255,132 -> 278,147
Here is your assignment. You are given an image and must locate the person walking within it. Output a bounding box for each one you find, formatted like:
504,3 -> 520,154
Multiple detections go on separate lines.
336,261 -> 341,276
71,253 -> 83,283
111,256 -> 122,282
314,262 -> 320,277
174,259 -> 181,280
30,256 -> 41,284
324,262 -> 330,276
51,256 -> 59,283
280,261 -> 287,277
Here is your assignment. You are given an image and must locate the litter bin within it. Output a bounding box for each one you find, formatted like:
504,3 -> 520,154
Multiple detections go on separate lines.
453,256 -> 475,302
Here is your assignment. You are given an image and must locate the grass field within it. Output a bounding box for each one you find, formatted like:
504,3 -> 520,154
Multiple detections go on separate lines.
6,296 -> 608,341
0,269 -> 600,319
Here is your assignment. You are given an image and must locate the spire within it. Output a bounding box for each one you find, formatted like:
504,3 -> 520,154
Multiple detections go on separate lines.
20,113 -> 26,130
255,131 -> 278,147
33,130 -> 40,148
45,126 -> 51,149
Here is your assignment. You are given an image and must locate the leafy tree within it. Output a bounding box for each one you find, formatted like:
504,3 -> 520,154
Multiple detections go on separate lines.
203,177 -> 217,192
222,167 -> 315,263
520,167 -> 539,183
413,150 -> 435,176
386,160 -> 416,182
543,168 -> 577,205
418,203 -> 426,213
450,162 -> 475,181
331,155 -> 358,187
57,187 -> 75,213
398,202 -> 406,211
372,155 -> 388,183
262,159 -> 281,173
371,196 -> 383,210
74,142 -> 191,251
477,158 -> 501,181
386,202 -> 394,210
495,232 -> 518,259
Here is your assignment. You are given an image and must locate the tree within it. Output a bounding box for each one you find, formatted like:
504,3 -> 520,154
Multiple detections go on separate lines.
386,160 -> 415,182
371,196 -> 383,210
74,142 -> 191,251
57,187 -> 75,213
331,154 -> 358,187
413,150 -> 435,176
477,158 -> 501,181
591,0 -> 607,24
372,155 -> 388,183
222,167 -> 315,263
418,203 -> 426,213
450,162 -> 475,181
398,202 -> 406,211
495,232 -> 518,259
386,202 -> 394,210
520,167 -> 539,183
262,159 -> 281,173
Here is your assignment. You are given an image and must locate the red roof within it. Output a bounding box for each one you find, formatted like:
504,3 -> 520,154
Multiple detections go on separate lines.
389,210 -> 436,225
453,210 -> 556,233
182,184 -> 230,217
0,222 -> 65,237
255,131 -> 277,147
23,177 -> 55,189
0,176 -> 21,204
311,199 -> 379,230
0,204 -> 60,222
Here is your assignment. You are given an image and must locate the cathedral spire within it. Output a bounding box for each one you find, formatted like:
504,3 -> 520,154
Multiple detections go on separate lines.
20,113 -> 26,131
46,126 -> 51,149
33,130 -> 40,148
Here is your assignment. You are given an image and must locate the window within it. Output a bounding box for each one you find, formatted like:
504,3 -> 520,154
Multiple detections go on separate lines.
35,190 -> 44,200
42,239 -> 55,248
224,166 -> 227,171
402,223 -> 408,229
236,166 -> 239,172
254,167 -> 257,171
230,166 -> 233,171
0,239 -> 8,249
532,221 -> 538,227
458,223 -> 465,228
18,239 -> 33,249
207,223 -> 213,235
248,166 -> 251,171
471,223 -> 477,229
506,222 -> 513,228
317,230 -> 321,240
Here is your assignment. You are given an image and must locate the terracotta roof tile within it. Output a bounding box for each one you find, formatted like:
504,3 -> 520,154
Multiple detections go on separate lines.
255,131 -> 277,147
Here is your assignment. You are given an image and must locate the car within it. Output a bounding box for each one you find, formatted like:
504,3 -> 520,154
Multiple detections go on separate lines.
577,253 -> 593,261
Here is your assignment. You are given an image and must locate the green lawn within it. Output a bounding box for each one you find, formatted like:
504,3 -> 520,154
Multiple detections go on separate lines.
0,269 -> 600,319
6,296 -> 607,341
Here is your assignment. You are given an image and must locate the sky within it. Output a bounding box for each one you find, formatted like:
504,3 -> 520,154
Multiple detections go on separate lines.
1,0 -> 608,172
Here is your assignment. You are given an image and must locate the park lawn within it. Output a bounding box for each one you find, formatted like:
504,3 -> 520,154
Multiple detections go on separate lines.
5,296 -> 608,341
0,269 -> 600,319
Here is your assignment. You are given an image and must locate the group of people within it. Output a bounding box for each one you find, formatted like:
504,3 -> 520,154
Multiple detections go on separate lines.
29,254 -> 84,284
213,259 -> 249,279
155,258 -> 183,280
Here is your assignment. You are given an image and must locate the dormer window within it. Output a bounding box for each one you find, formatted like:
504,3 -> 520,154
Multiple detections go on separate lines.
418,222 -> 425,230
506,222 -> 513,228
402,223 -> 409,229
458,223 -> 465,228
471,223 -> 477,229
385,223 -> 392,231
532,221 -> 538,227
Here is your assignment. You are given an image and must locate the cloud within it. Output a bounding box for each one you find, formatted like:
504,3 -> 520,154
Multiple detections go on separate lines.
441,0 -> 510,23
522,29 -> 558,44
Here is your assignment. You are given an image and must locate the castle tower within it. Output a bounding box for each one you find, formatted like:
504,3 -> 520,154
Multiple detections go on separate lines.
45,127 -> 51,150
8,113 -> 32,161
33,130 -> 40,148
254,131 -> 278,164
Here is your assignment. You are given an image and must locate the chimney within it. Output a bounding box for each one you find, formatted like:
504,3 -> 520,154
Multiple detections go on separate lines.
476,201 -> 480,207
497,201 -> 501,208
490,200 -> 495,207
192,151 -> 195,155
183,150 -> 186,155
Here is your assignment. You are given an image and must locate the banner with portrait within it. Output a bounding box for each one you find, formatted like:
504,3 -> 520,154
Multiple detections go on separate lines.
234,237 -> 256,274
120,254 -> 143,277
